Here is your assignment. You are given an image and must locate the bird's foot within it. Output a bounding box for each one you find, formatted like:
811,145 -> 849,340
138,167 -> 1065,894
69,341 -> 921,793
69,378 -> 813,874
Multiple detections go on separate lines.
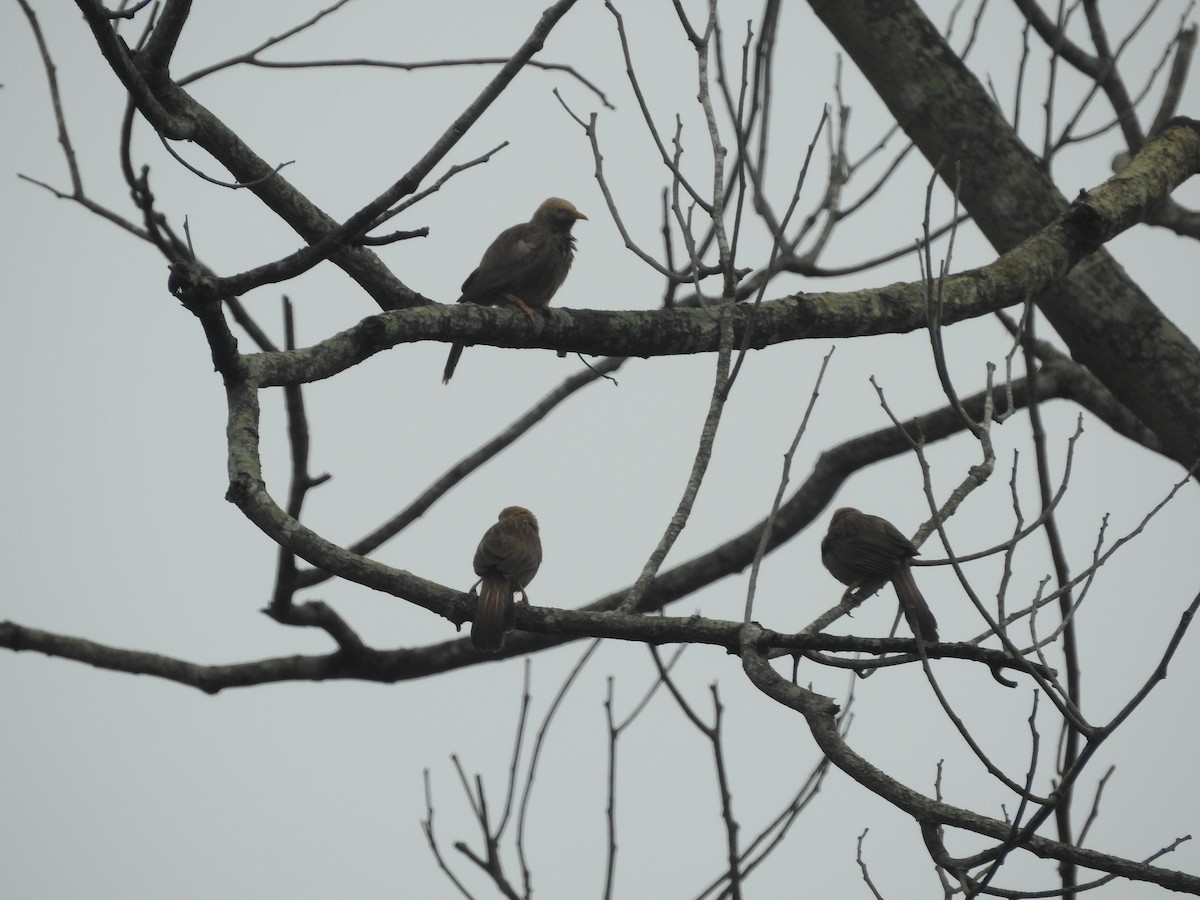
502,293 -> 537,319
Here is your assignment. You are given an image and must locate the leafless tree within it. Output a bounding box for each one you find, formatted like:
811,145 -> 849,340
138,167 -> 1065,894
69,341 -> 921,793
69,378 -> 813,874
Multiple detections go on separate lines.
6,0 -> 1200,896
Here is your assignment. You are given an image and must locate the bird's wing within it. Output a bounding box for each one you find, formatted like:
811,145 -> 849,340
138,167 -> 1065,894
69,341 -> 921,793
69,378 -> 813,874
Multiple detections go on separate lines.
458,223 -> 556,305
836,530 -> 915,575
459,223 -> 536,302
473,521 -> 543,581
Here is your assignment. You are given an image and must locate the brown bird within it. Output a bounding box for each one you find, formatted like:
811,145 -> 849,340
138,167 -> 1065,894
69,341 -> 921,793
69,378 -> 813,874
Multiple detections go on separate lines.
442,197 -> 587,383
468,506 -> 543,652
820,507 -> 939,641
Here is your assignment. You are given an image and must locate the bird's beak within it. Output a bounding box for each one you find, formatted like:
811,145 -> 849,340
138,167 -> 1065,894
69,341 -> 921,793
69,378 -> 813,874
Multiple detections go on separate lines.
575,210 -> 589,220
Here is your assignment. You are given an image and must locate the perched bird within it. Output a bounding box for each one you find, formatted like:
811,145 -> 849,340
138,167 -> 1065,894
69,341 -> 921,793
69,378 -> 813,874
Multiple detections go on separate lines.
442,197 -> 587,383
820,507 -> 939,641
468,506 -> 543,652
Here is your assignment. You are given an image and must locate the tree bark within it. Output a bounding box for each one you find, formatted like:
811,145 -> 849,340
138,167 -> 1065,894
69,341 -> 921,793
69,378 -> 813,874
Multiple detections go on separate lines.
808,0 -> 1200,470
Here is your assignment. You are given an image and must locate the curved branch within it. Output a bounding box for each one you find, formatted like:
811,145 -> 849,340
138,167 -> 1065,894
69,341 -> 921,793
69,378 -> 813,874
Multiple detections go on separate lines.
4,358 -> 1130,687
739,627 -> 1200,893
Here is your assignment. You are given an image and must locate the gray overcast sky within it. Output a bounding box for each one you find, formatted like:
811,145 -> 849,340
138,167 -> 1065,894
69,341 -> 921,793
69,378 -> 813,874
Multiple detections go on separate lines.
3,1 -> 1199,897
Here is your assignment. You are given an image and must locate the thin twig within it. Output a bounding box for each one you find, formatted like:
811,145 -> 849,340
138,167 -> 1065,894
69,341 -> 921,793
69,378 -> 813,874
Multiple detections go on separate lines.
617,308 -> 735,613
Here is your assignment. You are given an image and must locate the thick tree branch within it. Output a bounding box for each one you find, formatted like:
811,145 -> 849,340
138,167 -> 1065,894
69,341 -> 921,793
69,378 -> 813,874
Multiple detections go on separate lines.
246,126 -> 1200,392
809,0 -> 1200,471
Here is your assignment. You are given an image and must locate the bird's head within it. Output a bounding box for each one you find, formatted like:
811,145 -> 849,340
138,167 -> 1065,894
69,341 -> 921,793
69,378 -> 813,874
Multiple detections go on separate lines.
497,506 -> 539,530
830,507 -> 862,525
533,197 -> 588,231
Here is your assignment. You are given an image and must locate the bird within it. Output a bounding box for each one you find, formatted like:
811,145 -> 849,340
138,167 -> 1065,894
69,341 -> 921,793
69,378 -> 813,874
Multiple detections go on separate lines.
467,506 -> 543,652
442,197 -> 587,383
820,507 -> 939,641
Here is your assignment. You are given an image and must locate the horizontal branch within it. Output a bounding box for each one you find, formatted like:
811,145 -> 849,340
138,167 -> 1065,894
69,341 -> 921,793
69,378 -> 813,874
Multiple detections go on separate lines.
0,615 -> 1034,694
247,126 -> 1199,387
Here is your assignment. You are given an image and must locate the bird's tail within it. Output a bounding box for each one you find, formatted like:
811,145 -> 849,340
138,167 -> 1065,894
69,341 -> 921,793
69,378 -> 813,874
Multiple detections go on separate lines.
892,564 -> 939,641
443,343 -> 465,384
471,577 -> 512,652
